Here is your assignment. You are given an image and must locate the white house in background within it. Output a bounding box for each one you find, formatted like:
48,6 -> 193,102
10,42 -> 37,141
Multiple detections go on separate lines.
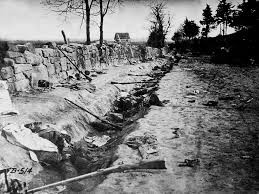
114,33 -> 131,43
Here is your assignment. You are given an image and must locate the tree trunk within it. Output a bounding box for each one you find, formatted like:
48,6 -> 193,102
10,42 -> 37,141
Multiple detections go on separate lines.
86,11 -> 91,45
225,22 -> 228,35
99,0 -> 104,45
85,0 -> 91,45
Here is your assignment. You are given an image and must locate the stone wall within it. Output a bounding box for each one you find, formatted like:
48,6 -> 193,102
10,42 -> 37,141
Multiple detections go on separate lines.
0,42 -> 160,93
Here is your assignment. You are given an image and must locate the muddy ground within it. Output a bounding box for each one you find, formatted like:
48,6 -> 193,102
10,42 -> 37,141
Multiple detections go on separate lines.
93,57 -> 259,193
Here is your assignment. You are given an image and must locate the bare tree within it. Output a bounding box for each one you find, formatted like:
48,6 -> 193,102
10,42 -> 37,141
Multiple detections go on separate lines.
42,0 -> 96,45
147,2 -> 171,48
98,0 -> 122,45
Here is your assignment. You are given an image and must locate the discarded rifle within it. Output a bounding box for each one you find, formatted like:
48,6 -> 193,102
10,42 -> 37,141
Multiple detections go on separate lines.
64,98 -> 122,130
111,81 -> 158,85
56,46 -> 92,82
27,160 -> 166,194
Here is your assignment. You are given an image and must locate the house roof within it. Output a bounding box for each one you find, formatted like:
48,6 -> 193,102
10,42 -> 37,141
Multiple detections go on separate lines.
114,33 -> 130,41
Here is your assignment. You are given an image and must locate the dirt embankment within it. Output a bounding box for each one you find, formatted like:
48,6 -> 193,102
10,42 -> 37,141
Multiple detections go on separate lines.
0,59 -> 168,192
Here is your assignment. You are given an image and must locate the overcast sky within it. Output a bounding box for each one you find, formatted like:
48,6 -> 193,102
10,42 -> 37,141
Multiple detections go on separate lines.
0,0 -> 241,41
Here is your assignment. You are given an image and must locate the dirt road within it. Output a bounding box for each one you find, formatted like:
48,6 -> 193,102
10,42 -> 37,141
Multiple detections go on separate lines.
94,59 -> 259,193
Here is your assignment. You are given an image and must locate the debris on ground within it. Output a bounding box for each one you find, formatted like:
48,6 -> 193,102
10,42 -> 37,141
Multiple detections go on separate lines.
125,134 -> 159,159
56,81 -> 96,93
178,159 -> 200,167
84,135 -> 110,147
202,100 -> 218,107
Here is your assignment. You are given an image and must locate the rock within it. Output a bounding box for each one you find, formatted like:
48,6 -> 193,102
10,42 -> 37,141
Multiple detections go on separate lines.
0,66 -> 14,79
13,64 -> 32,74
15,57 -> 26,64
25,42 -> 35,53
32,64 -> 48,79
60,57 -> 67,71
45,63 -> 55,75
46,42 -> 57,49
34,48 -> 43,56
54,61 -> 62,73
23,70 -> 32,80
16,45 -> 28,53
3,58 -> 15,67
24,51 -> 42,65
42,48 -> 55,57
7,42 -> 19,52
14,73 -> 26,81
14,79 -> 30,91
6,51 -> 23,58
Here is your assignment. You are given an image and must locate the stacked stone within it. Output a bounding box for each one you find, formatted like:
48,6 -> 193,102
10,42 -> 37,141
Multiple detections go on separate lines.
0,41 -> 157,93
0,43 -> 35,92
